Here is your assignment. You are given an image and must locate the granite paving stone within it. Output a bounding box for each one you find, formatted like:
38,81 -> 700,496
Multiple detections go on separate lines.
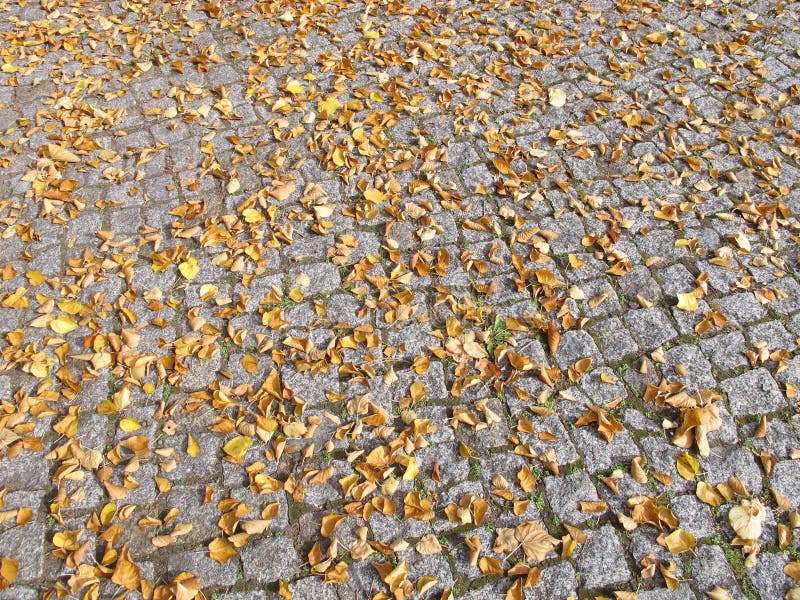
721,368 -> 788,416
577,525 -> 633,589
241,537 -> 299,585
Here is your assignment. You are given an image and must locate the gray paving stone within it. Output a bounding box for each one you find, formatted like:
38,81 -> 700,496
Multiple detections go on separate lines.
0,524 -> 45,584
625,307 -> 677,350
544,473 -> 600,526
714,292 -> 768,326
671,495 -> 715,539
772,460 -> 800,508
168,550 -> 239,587
721,368 -> 787,416
748,552 -> 792,600
0,590 -> 38,600
692,545 -> 745,600
618,266 -> 663,304
663,344 -> 716,393
589,317 -> 638,363
700,332 -> 749,372
570,426 -> 640,473
241,536 -> 299,584
637,584 -> 695,600
0,452 -> 50,490
576,525 -> 632,588
289,577 -> 338,600
215,593 -> 269,600
701,447 -> 764,496
1,0 -> 799,596
524,561 -> 577,599
554,329 -> 602,370
747,320 -> 797,351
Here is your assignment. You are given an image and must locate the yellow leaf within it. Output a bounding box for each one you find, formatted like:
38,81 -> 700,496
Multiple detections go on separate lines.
278,580 -> 293,599
186,434 -> 200,458
676,452 -> 699,480
285,79 -> 304,95
111,546 -> 140,590
199,284 -> 218,301
242,208 -> 263,223
692,57 -> 708,69
25,271 -> 47,286
646,32 -> 668,44
664,529 -> 696,554
178,257 -> 200,280
50,315 -> 78,334
283,421 -> 307,438
57,300 -> 83,315
676,292 -> 699,312
100,503 -> 117,525
320,513 -> 346,537
241,354 -> 259,374
208,538 -> 238,564
416,534 -> 442,555
29,352 -> 53,377
317,95 -> 340,116
223,436 -> 253,460
402,456 -> 419,480
363,188 -> 386,204
119,418 -> 141,432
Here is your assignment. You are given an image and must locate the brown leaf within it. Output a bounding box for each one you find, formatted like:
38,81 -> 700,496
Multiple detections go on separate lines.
111,545 -> 141,590
515,521 -> 558,562
0,556 -> 18,589
320,514 -> 346,537
546,321 -> 561,355
696,481 -> 724,507
208,538 -> 238,564
785,562 -> 800,581
465,535 -> 481,567
479,555 -> 504,575
403,491 -> 434,521
415,534 -> 441,555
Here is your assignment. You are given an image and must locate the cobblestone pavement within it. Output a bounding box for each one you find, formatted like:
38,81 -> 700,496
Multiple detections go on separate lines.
0,0 -> 800,598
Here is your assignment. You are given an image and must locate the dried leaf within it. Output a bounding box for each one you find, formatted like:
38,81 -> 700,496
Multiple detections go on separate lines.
548,88 -> 567,107
208,538 -> 238,564
676,452 -> 699,480
664,529 -> 696,554
729,499 -> 765,540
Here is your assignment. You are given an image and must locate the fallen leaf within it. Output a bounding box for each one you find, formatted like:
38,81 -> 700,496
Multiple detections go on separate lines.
729,499 -> 765,540
664,529 -> 696,554
178,257 -> 200,280
548,88 -> 567,107
416,534 -> 442,555
676,292 -> 699,312
676,452 -> 699,480
209,538 -> 238,564
223,436 -> 253,460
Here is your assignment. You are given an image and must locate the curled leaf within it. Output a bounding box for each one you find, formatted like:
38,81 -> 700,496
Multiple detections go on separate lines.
729,499 -> 765,541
